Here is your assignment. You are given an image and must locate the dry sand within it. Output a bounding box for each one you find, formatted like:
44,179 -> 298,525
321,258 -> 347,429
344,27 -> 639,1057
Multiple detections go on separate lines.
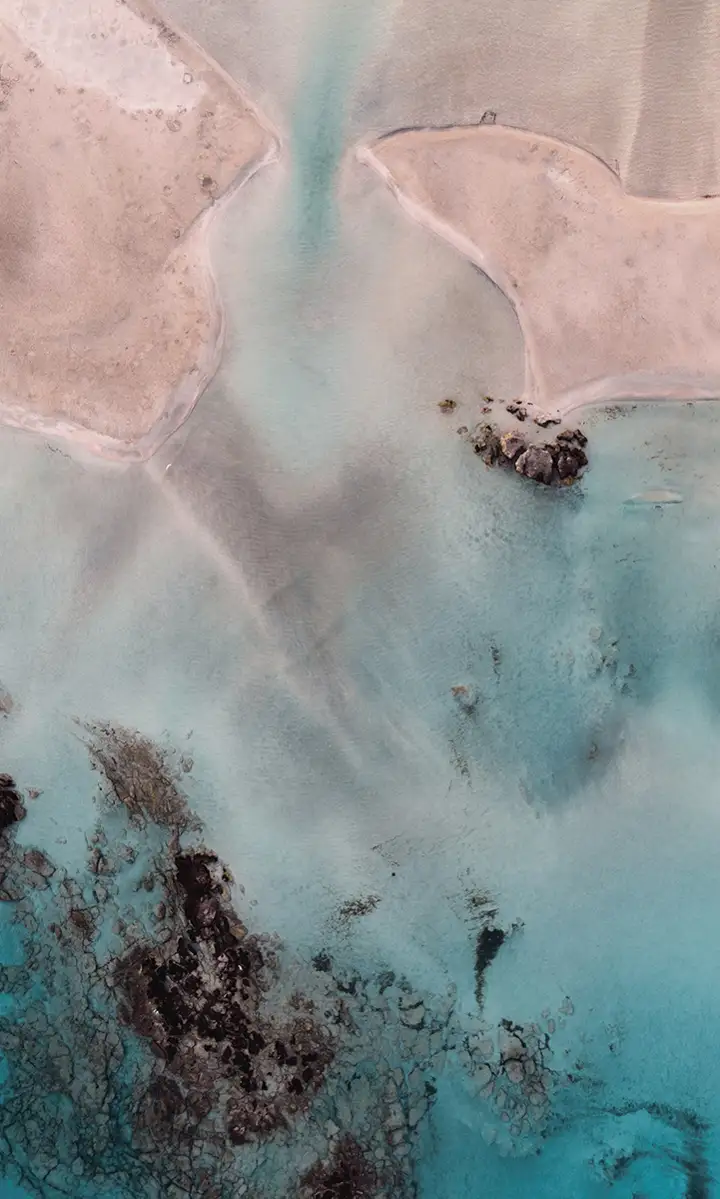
360,124 -> 720,419
0,0 -> 277,459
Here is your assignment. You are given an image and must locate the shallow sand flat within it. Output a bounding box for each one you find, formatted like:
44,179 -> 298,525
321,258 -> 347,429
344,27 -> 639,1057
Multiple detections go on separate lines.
0,0 -> 277,458
359,0 -> 720,201
361,125 -> 720,417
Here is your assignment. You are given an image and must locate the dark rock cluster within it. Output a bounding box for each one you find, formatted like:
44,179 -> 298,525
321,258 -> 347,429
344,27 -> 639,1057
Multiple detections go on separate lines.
598,1104 -> 711,1196
0,772 -> 24,833
81,723 -> 338,1147
115,844 -> 335,1146
298,1135 -> 379,1199
462,422 -> 588,486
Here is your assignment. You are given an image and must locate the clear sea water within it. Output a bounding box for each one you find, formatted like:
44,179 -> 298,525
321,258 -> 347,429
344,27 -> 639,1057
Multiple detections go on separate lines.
2,0 -> 719,1194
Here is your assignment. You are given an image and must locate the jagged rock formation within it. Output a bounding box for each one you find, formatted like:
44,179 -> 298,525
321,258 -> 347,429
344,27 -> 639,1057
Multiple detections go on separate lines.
462,421 -> 588,486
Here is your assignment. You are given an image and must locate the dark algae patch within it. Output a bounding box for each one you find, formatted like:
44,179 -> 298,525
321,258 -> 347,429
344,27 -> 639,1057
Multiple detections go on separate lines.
0,773 -> 24,833
474,925 -> 506,1006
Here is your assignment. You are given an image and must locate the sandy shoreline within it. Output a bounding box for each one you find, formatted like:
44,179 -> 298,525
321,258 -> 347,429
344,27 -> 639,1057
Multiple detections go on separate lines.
360,124 -> 720,422
0,0 -> 279,462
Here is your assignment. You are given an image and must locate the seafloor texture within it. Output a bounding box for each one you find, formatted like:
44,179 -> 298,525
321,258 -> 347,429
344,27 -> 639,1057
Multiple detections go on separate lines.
361,125 -> 720,416
1,0 -> 720,1197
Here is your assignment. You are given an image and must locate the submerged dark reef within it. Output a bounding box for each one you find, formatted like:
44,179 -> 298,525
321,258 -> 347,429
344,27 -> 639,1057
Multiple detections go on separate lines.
461,421 -> 589,486
0,719 -> 701,1196
0,726 -> 458,1196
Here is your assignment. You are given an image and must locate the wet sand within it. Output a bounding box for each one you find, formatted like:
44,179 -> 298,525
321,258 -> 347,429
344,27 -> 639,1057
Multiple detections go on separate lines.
360,124 -> 720,420
0,0 -> 277,460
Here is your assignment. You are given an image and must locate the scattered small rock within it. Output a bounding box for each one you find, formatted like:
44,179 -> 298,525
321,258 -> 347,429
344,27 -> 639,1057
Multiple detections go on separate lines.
299,1134 -> 379,1198
475,926 -> 506,1007
438,398 -> 457,413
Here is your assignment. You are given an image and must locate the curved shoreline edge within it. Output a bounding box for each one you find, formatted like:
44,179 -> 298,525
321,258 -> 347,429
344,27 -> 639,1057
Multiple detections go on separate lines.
358,125 -> 720,424
0,0 -> 282,467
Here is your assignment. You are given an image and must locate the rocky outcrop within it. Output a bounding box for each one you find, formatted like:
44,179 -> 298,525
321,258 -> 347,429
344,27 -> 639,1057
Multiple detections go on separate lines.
461,420 -> 588,486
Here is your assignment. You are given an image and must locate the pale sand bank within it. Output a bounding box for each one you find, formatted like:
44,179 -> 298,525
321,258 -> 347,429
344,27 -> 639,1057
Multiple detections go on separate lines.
0,0 -> 278,460
360,125 -> 720,420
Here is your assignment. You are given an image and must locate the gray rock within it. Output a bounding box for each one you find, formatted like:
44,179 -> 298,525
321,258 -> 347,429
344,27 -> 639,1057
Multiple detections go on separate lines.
22,849 -> 54,878
515,446 -> 553,484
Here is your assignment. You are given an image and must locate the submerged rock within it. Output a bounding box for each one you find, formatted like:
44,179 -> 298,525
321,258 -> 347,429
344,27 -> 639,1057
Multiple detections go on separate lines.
500,432 -> 526,462
298,1135 -> 380,1198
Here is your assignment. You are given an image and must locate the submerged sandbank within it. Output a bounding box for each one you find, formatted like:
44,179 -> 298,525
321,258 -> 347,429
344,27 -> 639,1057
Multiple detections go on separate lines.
0,0 -> 278,461
360,125 -> 720,421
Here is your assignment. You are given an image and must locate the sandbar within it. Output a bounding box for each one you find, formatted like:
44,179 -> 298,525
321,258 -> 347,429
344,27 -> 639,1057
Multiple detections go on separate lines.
0,0 -> 278,460
359,125 -> 720,419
